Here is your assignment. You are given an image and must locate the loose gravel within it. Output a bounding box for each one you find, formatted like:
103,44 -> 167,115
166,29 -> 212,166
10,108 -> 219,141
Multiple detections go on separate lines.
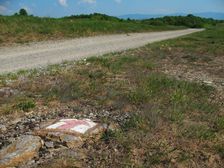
0,29 -> 203,73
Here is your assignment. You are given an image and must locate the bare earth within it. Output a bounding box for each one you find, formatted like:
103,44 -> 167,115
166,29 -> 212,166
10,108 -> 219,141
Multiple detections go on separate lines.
0,29 -> 203,73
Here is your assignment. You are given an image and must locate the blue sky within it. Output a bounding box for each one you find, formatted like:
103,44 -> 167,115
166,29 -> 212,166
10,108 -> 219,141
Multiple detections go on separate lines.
0,0 -> 223,17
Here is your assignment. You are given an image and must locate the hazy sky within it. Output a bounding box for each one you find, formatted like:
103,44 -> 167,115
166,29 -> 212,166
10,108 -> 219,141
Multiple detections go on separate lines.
0,0 -> 224,17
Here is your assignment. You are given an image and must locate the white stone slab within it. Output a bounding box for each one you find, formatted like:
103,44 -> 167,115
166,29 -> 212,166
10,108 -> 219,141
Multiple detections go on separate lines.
46,119 -> 97,134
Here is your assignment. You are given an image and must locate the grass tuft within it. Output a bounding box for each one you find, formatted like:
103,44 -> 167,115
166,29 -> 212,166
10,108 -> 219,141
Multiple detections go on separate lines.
16,99 -> 36,112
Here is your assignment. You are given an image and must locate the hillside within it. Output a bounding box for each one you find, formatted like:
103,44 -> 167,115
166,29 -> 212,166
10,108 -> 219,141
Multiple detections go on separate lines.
120,12 -> 224,20
142,14 -> 221,28
0,12 -> 219,46
0,13 -> 182,46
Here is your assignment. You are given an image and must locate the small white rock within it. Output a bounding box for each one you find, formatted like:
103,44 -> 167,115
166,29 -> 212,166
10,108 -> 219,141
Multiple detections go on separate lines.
203,80 -> 213,85
0,124 -> 7,132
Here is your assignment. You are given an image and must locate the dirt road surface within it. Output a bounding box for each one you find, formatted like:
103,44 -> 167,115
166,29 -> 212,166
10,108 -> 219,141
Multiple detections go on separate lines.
0,29 -> 203,73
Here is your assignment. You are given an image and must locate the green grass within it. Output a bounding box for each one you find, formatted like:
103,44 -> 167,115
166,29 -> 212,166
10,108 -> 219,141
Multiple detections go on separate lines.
81,24 -> 222,167
87,55 -> 139,72
16,99 -> 36,112
215,117 -> 224,130
0,12 -> 222,46
149,23 -> 224,60
214,145 -> 224,158
181,124 -> 215,140
0,14 -> 183,46
128,73 -> 216,123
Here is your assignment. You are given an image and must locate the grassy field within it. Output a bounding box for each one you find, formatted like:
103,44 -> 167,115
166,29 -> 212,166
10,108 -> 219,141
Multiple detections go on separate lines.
0,23 -> 223,167
0,14 -> 184,46
1,13 -> 221,46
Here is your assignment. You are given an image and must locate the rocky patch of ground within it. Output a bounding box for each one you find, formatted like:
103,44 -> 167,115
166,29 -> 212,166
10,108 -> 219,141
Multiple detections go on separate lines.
0,115 -> 116,168
0,101 -> 130,168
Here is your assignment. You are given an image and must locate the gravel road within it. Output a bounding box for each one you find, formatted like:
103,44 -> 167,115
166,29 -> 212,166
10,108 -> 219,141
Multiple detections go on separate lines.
0,29 -> 203,73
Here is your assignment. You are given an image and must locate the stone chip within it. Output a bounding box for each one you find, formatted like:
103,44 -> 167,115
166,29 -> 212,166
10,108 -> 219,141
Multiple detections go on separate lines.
0,135 -> 42,168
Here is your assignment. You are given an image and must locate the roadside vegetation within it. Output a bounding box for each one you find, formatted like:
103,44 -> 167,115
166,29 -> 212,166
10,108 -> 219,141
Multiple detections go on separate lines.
0,23 -> 223,167
143,14 -> 221,28
0,9 -> 221,46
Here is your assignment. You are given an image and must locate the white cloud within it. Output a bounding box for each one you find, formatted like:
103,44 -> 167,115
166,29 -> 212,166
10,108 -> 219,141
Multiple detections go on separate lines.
114,0 -> 122,3
0,5 -> 7,14
58,0 -> 67,7
80,0 -> 96,4
78,0 -> 121,5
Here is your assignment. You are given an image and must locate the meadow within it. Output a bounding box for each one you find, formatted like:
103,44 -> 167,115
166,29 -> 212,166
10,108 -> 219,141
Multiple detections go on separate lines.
0,23 -> 223,167
0,12 -> 220,46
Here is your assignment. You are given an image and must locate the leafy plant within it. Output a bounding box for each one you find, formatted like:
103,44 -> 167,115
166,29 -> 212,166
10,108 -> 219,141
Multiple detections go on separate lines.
17,100 -> 35,111
19,9 -> 28,16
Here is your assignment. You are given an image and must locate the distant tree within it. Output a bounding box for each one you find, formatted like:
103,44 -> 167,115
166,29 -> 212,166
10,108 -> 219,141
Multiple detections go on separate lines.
187,14 -> 194,18
19,8 -> 28,16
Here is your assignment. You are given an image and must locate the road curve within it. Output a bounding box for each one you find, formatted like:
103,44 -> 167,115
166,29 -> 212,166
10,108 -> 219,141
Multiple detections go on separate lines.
0,29 -> 203,73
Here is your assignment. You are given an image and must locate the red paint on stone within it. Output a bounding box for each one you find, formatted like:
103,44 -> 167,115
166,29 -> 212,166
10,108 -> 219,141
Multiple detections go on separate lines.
58,120 -> 91,130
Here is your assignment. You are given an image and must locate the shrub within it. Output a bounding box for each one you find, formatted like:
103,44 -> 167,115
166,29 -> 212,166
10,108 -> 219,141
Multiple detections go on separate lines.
19,9 -> 28,16
17,100 -> 35,111
143,15 -> 219,28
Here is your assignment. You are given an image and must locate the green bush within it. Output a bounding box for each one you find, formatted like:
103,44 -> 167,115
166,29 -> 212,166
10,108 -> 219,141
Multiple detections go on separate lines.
19,9 -> 28,16
143,14 -> 220,28
17,100 -> 35,111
